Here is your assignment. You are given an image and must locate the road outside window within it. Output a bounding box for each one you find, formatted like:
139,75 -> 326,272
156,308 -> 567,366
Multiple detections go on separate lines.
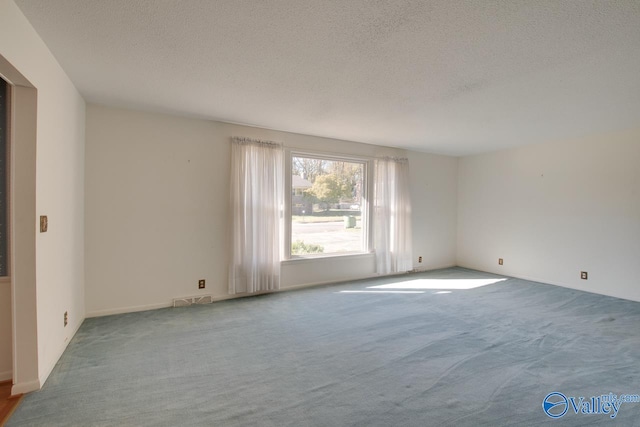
291,155 -> 366,257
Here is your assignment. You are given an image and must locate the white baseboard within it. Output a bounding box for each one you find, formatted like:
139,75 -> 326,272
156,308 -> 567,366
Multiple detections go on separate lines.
12,378 -> 40,395
410,263 -> 456,273
0,369 -> 12,381
85,302 -> 173,318
454,264 -> 640,303
86,266 -> 460,319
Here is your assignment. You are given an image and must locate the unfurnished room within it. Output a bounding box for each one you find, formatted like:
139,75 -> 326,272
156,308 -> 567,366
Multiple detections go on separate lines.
1,0 -> 639,426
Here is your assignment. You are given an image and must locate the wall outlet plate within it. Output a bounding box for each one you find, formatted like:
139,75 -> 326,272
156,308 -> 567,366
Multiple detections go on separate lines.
498,258 -> 503,265
581,271 -> 588,280
198,279 -> 206,289
40,215 -> 48,232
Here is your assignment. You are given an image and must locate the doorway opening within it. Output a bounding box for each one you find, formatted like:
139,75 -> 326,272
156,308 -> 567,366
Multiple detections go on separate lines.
0,76 -> 21,423
0,77 -> 11,385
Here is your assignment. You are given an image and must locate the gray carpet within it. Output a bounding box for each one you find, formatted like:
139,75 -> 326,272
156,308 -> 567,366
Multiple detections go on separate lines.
8,267 -> 640,426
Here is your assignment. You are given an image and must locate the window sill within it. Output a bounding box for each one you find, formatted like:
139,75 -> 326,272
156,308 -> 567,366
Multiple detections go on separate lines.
282,251 -> 374,265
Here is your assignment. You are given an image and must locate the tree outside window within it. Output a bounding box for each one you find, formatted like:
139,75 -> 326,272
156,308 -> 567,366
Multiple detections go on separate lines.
290,155 -> 367,257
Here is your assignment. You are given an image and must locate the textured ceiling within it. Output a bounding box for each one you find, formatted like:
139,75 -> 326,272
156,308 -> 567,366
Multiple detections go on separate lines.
14,0 -> 640,155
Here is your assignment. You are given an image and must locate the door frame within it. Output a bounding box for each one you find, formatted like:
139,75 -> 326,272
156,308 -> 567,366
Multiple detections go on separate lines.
0,54 -> 39,395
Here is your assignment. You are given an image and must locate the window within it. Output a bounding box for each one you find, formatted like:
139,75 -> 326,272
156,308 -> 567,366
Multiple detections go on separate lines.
289,153 -> 369,257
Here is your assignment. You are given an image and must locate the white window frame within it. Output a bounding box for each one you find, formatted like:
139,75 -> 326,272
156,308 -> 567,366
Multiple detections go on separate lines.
284,149 -> 373,260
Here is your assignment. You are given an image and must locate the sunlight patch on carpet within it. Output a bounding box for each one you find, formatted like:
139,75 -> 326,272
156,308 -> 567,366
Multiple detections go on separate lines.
337,290 -> 425,294
367,277 -> 506,290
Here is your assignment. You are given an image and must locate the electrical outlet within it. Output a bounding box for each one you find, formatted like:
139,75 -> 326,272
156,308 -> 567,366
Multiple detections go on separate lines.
64,311 -> 68,327
581,271 -> 588,280
498,258 -> 503,265
418,256 -> 423,263
40,215 -> 48,233
198,279 -> 206,289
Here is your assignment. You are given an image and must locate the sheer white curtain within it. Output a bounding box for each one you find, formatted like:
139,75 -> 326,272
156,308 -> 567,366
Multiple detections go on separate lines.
373,157 -> 413,274
229,137 -> 283,294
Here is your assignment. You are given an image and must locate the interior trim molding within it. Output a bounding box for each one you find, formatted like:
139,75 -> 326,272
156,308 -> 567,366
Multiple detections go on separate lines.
86,302 -> 173,319
11,379 -> 39,395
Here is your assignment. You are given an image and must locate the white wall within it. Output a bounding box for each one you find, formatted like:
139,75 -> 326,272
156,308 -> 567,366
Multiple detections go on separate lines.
0,0 -> 86,392
457,128 -> 640,301
410,151 -> 458,270
85,104 -> 458,316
